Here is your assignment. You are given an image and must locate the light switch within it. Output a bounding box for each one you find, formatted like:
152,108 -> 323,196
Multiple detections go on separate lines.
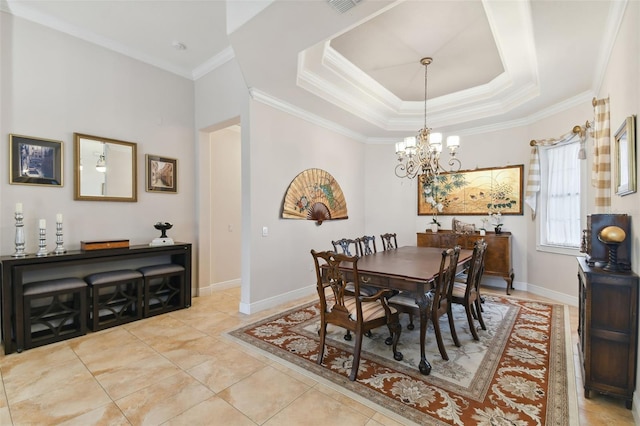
262,226 -> 268,237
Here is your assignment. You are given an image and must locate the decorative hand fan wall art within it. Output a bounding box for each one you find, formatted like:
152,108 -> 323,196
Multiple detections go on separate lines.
281,168 -> 348,225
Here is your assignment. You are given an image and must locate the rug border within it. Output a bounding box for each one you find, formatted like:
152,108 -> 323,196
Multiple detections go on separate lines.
223,322 -> 423,426
223,296 -> 579,426
563,303 -> 579,425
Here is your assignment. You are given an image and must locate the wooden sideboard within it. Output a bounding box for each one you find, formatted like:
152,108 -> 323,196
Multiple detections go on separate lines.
0,243 -> 192,354
577,257 -> 638,408
417,231 -> 514,294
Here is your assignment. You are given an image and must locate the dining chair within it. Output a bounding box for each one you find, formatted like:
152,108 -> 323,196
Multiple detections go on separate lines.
331,238 -> 361,257
358,235 -> 377,255
331,237 -> 373,341
388,246 -> 461,361
380,233 -> 398,250
311,250 -> 403,381
450,239 -> 488,340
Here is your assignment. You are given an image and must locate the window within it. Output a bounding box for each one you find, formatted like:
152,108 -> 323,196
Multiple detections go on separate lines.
537,139 -> 584,253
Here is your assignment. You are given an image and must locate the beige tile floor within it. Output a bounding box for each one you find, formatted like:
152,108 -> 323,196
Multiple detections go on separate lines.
0,286 -> 635,425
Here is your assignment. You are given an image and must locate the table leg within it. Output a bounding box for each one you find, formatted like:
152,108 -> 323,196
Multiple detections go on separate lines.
416,290 -> 432,375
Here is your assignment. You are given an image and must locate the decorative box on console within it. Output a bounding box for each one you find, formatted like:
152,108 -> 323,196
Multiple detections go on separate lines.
81,240 -> 130,251
582,214 -> 631,270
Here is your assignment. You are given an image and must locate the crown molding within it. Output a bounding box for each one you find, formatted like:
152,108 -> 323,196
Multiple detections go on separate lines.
249,88 -> 368,143
3,0 -> 197,79
193,47 -> 235,81
297,0 -> 540,132
591,0 -> 628,94
3,0 -> 236,81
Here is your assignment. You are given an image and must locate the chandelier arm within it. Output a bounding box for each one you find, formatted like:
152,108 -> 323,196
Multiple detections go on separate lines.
395,162 -> 419,179
447,157 -> 462,172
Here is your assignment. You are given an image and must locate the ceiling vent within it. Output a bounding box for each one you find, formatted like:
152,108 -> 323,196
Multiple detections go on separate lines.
327,0 -> 362,14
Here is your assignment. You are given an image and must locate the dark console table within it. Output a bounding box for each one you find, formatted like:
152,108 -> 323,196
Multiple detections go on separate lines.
0,243 -> 192,354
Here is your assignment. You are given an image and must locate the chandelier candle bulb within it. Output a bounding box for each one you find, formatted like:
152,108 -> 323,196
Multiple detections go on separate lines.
56,213 -> 63,223
15,203 -> 22,213
39,219 -> 46,229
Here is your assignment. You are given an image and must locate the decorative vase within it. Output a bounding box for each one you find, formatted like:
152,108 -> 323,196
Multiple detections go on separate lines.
431,223 -> 439,233
479,229 -> 486,236
494,226 -> 502,235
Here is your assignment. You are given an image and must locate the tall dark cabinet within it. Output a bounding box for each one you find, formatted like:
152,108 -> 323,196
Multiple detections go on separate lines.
577,257 -> 638,408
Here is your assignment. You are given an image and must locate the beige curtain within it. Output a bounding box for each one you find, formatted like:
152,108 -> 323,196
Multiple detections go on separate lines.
591,97 -> 611,211
524,124 -> 589,219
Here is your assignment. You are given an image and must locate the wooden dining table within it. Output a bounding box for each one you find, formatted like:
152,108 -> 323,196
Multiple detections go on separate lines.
346,245 -> 473,375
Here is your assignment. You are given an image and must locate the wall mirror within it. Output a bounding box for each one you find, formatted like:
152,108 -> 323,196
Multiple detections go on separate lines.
74,133 -> 137,201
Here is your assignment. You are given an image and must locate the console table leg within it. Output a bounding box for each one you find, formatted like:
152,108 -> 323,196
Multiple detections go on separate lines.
505,274 -> 514,295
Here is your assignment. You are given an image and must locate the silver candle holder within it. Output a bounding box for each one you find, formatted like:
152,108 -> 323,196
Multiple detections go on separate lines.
12,211 -> 26,258
36,223 -> 48,257
54,220 -> 66,255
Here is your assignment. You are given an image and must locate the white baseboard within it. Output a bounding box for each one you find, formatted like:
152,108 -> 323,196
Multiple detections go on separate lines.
480,277 -> 578,307
633,393 -> 640,423
218,277 -> 577,314
522,282 -> 578,307
196,278 -> 241,297
238,285 -> 316,315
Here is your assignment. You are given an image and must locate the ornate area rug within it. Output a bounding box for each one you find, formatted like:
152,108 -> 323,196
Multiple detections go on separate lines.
226,295 -> 577,425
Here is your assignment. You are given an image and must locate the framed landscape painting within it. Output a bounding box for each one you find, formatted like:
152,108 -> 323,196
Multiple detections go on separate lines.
418,164 -> 524,216
146,154 -> 177,193
9,134 -> 63,186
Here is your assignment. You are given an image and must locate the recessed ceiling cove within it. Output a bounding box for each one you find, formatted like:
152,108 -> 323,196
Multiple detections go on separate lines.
297,1 -> 539,131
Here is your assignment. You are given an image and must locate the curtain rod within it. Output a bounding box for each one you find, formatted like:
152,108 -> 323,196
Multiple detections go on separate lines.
529,120 -> 591,146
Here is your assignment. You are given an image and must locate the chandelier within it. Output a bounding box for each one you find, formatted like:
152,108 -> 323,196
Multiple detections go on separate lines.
394,57 -> 461,185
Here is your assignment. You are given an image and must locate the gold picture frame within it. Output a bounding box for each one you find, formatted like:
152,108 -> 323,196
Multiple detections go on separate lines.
9,134 -> 63,186
418,164 -> 524,216
146,154 -> 177,193
614,115 -> 636,196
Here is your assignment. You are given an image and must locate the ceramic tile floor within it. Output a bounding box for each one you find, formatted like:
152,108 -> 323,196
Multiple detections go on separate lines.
0,286 -> 635,425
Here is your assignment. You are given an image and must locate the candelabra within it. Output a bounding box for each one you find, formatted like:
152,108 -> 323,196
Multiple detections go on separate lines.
54,220 -> 66,255
36,222 -> 48,257
12,211 -> 26,258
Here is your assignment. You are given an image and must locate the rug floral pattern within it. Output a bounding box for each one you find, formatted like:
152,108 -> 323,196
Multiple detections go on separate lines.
228,296 -> 571,425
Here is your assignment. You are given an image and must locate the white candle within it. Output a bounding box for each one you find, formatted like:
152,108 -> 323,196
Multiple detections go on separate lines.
39,219 -> 46,229
15,203 -> 22,213
56,213 -> 63,223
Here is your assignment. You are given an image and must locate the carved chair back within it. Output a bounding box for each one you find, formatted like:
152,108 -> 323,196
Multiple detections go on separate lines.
380,233 -> 398,251
358,235 -> 377,255
331,238 -> 361,257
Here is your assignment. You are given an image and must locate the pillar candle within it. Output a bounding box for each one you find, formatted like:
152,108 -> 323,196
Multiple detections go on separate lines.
56,213 -> 63,223
15,203 -> 22,213
39,219 -> 46,229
